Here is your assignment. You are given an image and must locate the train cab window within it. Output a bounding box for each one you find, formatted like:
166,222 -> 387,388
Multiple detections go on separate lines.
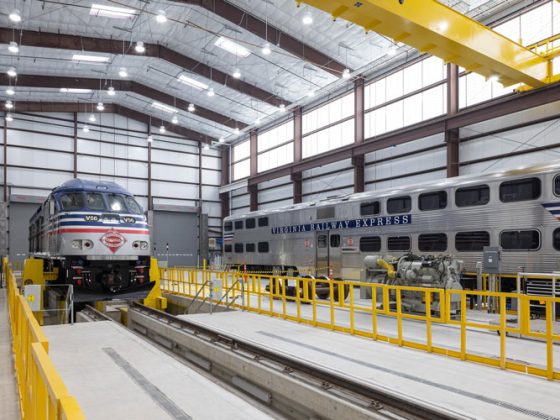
455,185 -> 490,207
499,178 -> 541,202
258,242 -> 269,253
246,218 -> 256,229
107,194 -> 126,212
258,217 -> 269,227
224,222 -> 233,232
387,236 -> 411,251
330,234 -> 341,248
317,206 -> 335,219
455,231 -> 490,252
124,196 -> 143,214
555,176 -> 560,196
234,220 -> 243,230
49,199 -> 55,215
360,201 -> 380,216
246,243 -> 256,253
419,191 -> 447,211
360,236 -> 381,252
418,233 -> 447,252
234,243 -> 244,253
59,193 -> 84,211
500,230 -> 540,250
318,235 -> 328,248
387,196 -> 411,214
224,244 -> 232,253
85,193 -> 105,211
553,228 -> 560,251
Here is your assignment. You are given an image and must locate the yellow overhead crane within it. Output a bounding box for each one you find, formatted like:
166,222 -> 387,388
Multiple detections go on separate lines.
297,0 -> 558,89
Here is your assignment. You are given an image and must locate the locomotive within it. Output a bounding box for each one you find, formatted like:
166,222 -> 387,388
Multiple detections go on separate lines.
29,179 -> 154,301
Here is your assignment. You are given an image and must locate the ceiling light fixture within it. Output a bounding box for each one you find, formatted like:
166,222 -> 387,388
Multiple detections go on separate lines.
177,74 -> 208,90
7,67 -> 17,77
387,45 -> 397,56
254,119 -> 261,126
8,42 -> 19,53
302,13 -> 313,25
88,114 -> 96,122
82,124 -> 90,133
342,68 -> 351,79
188,103 -> 196,112
151,101 -> 178,113
90,4 -> 137,19
60,88 -> 93,93
488,74 -> 500,83
147,134 -> 153,143
171,115 -> 178,124
214,36 -> 251,58
219,137 -> 225,143
97,102 -> 105,111
107,86 -> 116,96
279,104 -> 286,113
307,90 -> 315,98
135,41 -> 146,54
261,43 -> 271,55
232,69 -> 241,79
234,127 -> 240,135
118,68 -> 128,78
207,88 -> 215,97
72,54 -> 110,63
155,10 -> 167,23
5,100 -> 13,109
6,87 -> 15,96
5,113 -> 13,122
203,144 -> 210,151
9,10 -> 21,23
159,125 -> 166,134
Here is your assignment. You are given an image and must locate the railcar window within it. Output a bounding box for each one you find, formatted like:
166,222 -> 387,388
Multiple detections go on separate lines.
555,176 -> 560,196
107,194 -> 127,212
246,243 -> 256,252
234,220 -> 243,230
360,201 -> 380,216
330,234 -> 341,248
258,242 -> 269,253
499,178 -> 541,202
388,236 -> 411,251
59,193 -> 84,210
387,196 -> 411,214
224,244 -> 232,253
500,230 -> 540,250
234,243 -> 244,253
318,235 -> 327,248
455,185 -> 490,207
419,191 -> 447,211
455,231 -> 490,251
224,222 -> 233,232
86,193 -> 105,210
124,196 -> 143,214
418,233 -> 447,252
360,236 -> 381,252
258,217 -> 269,227
317,206 -> 335,219
553,228 -> 560,251
246,218 -> 256,229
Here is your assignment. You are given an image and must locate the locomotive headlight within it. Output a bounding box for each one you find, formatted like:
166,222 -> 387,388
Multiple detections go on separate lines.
83,240 -> 94,249
140,241 -> 148,250
72,240 -> 82,249
133,240 -> 149,249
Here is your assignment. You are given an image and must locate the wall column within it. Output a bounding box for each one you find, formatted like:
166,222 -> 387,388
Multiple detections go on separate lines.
220,147 -> 230,219
353,78 -> 365,193
446,63 -> 460,177
249,130 -> 258,210
293,107 -> 303,203
3,115 -> 7,202
147,124 -> 152,210
73,112 -> 78,178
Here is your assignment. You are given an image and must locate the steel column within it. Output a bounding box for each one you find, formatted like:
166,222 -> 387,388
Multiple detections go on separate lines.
73,112 -> 78,178
249,184 -> 258,212
292,172 -> 303,204
293,108 -> 303,203
147,124 -> 152,210
354,78 -> 365,193
3,116 -> 7,202
446,63 -> 460,177
250,130 -> 258,177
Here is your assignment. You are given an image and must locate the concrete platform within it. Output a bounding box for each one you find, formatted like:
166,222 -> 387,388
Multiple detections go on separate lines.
180,311 -> 560,420
0,289 -> 20,420
43,321 -> 274,420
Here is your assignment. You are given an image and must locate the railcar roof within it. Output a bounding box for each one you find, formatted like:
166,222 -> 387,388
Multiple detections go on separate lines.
52,179 -> 131,195
225,160 -> 560,220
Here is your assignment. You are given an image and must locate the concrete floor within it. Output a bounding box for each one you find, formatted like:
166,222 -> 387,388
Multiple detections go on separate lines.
181,311 -> 560,420
0,288 -> 21,420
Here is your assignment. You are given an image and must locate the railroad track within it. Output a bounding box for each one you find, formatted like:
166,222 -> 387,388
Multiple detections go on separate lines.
129,302 -> 466,420
79,305 -> 116,322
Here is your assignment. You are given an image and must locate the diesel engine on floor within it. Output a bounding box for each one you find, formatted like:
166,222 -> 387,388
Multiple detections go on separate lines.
362,254 -> 463,316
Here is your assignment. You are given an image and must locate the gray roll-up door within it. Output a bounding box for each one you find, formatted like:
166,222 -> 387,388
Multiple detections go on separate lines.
9,202 -> 41,261
151,210 -> 198,267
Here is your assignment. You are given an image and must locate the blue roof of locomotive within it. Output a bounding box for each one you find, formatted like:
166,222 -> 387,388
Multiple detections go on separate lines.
53,179 -> 131,195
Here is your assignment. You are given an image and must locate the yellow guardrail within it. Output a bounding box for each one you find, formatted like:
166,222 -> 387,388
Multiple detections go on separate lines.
160,267 -> 560,382
4,258 -> 85,420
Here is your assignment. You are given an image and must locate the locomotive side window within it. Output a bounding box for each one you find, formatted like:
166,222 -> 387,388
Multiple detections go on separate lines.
318,235 -> 328,248
455,231 -> 490,251
108,194 -> 126,212
387,236 -> 411,251
224,244 -> 232,253
317,206 -> 335,219
555,175 -> 560,196
455,185 -> 490,207
418,233 -> 447,252
246,243 -> 256,252
553,228 -> 560,251
360,236 -> 381,252
360,201 -> 380,216
500,230 -> 540,250
246,218 -> 256,229
59,193 -> 84,210
419,191 -> 447,211
234,243 -> 244,253
234,220 -> 243,230
387,196 -> 411,214
258,217 -> 269,227
330,234 -> 341,248
224,222 -> 233,232
86,193 -> 106,210
124,196 -> 143,214
499,178 -> 541,202
258,242 -> 269,253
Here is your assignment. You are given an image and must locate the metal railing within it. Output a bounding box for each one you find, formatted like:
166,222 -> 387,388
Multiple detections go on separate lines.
4,258 -> 85,419
160,267 -> 560,381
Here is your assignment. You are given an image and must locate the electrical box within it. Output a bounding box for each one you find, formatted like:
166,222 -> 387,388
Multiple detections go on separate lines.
23,284 -> 42,312
483,246 -> 501,274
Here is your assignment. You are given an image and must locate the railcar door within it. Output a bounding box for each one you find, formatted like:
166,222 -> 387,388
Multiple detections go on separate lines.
315,231 -> 342,278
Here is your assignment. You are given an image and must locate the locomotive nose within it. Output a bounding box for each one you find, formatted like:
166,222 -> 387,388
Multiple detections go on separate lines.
102,271 -> 126,292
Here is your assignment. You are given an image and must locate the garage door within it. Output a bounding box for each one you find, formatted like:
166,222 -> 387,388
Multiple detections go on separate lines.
151,210 -> 198,267
9,201 -> 42,261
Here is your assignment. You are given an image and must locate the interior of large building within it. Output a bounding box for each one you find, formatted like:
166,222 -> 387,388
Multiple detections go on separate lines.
1,1 -> 560,419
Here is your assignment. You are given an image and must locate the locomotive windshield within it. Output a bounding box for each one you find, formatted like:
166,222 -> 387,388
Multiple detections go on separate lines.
60,193 -> 84,210
86,193 -> 105,210
56,191 -> 143,214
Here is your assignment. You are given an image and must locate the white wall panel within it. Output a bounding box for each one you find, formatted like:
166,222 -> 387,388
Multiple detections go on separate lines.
231,206 -> 250,216
10,115 -> 73,136
201,185 -> 220,202
302,159 -> 352,178
367,170 -> 446,191
231,193 -> 250,209
8,130 -> 73,152
8,147 -> 72,170
365,133 -> 444,163
152,197 -> 197,207
201,155 -> 221,170
151,148 -> 199,167
260,198 -> 293,210
151,163 -> 198,182
260,182 -> 293,204
365,147 -> 446,182
200,169 -> 220,186
151,180 -> 198,199
8,167 -> 71,189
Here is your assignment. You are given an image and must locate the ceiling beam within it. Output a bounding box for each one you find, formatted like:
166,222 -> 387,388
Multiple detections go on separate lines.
0,74 -> 246,130
11,101 -> 213,143
0,27 -> 286,107
172,0 -> 347,77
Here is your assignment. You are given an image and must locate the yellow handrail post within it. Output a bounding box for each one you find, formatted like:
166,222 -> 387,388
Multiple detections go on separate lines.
296,278 -> 301,322
460,292 -> 467,360
371,285 -> 378,340
281,277 -> 287,319
546,300 -> 554,380
349,284 -> 355,334
426,291 -> 432,353
268,277 -> 274,315
312,280 -> 317,326
396,288 -> 403,346
257,276 -> 262,314
499,296 -> 506,369
329,280 -> 335,330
